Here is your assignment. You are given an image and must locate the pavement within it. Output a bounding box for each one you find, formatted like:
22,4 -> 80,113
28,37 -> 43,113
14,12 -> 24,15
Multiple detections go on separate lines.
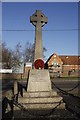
1,78 -> 80,119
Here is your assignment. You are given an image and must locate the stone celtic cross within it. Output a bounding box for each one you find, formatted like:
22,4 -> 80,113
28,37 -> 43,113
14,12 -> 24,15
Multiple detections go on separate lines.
30,10 -> 48,69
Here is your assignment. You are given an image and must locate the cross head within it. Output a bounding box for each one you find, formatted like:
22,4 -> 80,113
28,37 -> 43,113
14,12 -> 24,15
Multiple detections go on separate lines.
30,10 -> 48,27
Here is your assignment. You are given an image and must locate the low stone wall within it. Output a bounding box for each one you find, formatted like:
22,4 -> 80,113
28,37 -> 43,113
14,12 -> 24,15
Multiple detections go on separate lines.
1,69 -> 80,80
61,70 -> 80,77
49,70 -> 80,78
61,71 -> 68,77
1,72 -> 30,80
68,70 -> 80,77
0,67 -> 31,80
1,73 -> 23,80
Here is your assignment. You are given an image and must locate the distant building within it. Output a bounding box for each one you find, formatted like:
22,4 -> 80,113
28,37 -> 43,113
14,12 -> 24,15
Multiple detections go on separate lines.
24,62 -> 32,73
45,52 -> 80,77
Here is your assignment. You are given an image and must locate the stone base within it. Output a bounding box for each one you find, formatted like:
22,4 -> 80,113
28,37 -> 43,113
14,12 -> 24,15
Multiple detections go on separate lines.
15,90 -> 64,110
14,69 -> 65,117
27,69 -> 51,92
23,91 -> 57,98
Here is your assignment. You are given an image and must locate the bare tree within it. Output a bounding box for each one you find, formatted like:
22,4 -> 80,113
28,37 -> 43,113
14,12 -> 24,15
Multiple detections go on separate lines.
2,41 -> 47,70
2,42 -> 22,71
23,42 -> 34,63
2,42 -> 12,69
11,42 -> 22,72
23,41 -> 47,63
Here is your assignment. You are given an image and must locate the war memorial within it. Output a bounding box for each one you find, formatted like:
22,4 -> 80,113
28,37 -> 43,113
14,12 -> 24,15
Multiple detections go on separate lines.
2,10 -> 80,120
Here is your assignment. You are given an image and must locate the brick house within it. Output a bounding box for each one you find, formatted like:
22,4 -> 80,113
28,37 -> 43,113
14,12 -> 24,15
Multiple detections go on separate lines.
45,52 -> 80,77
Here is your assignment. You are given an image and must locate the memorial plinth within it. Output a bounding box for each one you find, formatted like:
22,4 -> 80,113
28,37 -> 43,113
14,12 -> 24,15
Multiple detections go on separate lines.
27,69 -> 51,92
21,69 -> 64,110
16,70 -> 64,110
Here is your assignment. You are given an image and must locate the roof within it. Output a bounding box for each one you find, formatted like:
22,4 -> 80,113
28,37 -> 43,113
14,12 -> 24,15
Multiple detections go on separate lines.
59,56 -> 80,65
46,53 -> 80,65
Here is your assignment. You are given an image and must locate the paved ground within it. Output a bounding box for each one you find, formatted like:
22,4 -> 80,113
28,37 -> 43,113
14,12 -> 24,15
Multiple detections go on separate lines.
51,79 -> 80,96
1,78 -> 80,120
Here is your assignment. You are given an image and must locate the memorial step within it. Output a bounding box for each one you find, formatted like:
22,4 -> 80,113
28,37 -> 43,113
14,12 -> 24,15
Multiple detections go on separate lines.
18,96 -> 62,104
15,103 -> 64,109
22,91 -> 57,98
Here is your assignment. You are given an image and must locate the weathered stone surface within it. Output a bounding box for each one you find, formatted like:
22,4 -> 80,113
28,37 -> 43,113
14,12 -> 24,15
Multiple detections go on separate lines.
17,70 -> 64,110
14,11 -> 65,117
14,81 -> 18,95
18,96 -> 62,104
27,69 -> 51,92
17,103 -> 63,109
30,10 -> 48,69
23,91 -> 57,98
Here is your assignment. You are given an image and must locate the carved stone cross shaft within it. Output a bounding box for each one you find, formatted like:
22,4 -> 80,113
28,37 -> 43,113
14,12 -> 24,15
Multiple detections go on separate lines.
30,10 -> 48,69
